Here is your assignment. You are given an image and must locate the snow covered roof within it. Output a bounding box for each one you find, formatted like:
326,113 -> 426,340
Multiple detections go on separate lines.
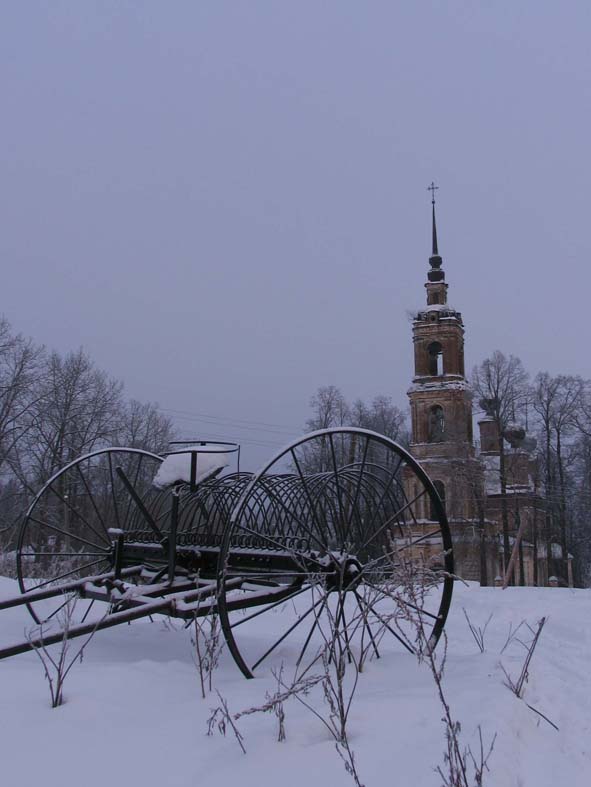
415,304 -> 462,321
407,378 -> 470,394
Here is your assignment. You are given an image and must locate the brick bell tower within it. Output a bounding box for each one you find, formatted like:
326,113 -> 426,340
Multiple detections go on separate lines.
407,185 -> 480,538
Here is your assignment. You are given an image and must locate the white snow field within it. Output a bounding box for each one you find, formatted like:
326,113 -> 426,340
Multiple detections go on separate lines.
0,578 -> 589,787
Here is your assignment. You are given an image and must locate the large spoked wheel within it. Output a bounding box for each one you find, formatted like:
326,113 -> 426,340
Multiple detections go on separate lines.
17,447 -> 163,625
218,428 -> 454,679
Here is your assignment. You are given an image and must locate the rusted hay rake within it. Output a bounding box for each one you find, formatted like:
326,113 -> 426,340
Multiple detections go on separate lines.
0,428 -> 453,677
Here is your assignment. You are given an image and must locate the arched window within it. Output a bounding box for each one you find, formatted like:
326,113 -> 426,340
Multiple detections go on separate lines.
428,405 -> 445,443
427,341 -> 443,376
430,480 -> 446,520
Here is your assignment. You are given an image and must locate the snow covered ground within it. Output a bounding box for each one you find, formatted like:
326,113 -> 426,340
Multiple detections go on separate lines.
0,578 -> 589,787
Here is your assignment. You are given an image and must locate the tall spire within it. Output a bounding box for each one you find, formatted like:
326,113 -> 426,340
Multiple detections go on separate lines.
427,181 -> 444,281
428,181 -> 439,256
432,201 -> 439,256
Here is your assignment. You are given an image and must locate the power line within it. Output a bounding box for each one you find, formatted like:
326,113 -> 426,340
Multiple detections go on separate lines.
166,422 -> 286,451
160,407 -> 301,436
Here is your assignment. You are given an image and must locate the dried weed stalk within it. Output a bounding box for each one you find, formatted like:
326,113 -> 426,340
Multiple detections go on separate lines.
27,594 -> 103,708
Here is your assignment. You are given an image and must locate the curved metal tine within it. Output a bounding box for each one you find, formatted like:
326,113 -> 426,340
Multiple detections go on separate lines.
348,436 -> 371,542
251,594 -> 326,672
29,516 -> 108,553
107,452 -> 122,531
229,523 -> 326,570
123,452 -> 144,530
290,448 -> 331,549
257,476 -> 327,553
24,558 -> 109,592
75,461 -> 110,539
328,433 -> 347,544
362,455 -> 405,538
354,590 -> 416,655
230,583 -> 314,629
360,487 -> 428,553
47,480 -> 111,547
353,590 -> 380,659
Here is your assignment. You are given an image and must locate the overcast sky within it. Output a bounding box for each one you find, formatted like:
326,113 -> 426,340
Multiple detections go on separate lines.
1,2 -> 590,468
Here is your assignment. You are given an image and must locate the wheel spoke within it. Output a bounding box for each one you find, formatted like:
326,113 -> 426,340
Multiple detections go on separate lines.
296,595 -> 326,667
251,594 -> 326,671
336,591 -> 353,663
123,453 -> 145,530
75,462 -> 110,539
361,488 -> 428,552
29,516 -> 108,552
362,578 -> 437,627
355,591 -> 416,655
47,482 -> 111,547
41,594 -> 75,623
397,528 -> 443,551
354,590 -> 380,659
230,583 -> 312,629
80,599 -> 96,624
25,558 -> 110,592
108,452 -> 122,531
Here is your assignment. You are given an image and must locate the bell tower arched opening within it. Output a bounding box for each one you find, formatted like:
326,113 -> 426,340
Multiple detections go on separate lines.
428,405 -> 445,442
427,341 -> 443,376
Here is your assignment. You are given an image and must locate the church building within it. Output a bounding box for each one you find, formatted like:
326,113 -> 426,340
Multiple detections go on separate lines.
406,188 -> 560,586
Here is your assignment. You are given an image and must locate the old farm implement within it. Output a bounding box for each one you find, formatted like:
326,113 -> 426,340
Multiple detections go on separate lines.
0,428 -> 453,677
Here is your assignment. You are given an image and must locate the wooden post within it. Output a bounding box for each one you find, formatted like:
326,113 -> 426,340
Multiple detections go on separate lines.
502,514 -> 529,589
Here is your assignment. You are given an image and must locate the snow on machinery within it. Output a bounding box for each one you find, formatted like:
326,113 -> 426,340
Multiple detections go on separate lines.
0,428 -> 454,677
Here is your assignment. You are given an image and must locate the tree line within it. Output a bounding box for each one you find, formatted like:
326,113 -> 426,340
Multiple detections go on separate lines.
0,315 -> 174,548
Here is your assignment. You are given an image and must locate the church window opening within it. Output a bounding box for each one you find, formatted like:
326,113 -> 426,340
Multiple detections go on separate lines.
428,405 -> 445,442
430,481 -> 446,520
427,341 -> 443,376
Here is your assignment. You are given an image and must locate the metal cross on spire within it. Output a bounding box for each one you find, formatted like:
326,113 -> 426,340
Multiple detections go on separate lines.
427,181 -> 439,205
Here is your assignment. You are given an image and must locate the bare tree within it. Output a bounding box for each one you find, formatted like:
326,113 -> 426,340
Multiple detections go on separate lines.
531,373 -> 585,582
115,398 -> 175,455
0,316 -> 44,475
350,394 -> 406,444
306,385 -> 350,431
10,348 -> 123,492
472,352 -> 529,575
550,376 -> 584,579
303,386 -> 407,473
